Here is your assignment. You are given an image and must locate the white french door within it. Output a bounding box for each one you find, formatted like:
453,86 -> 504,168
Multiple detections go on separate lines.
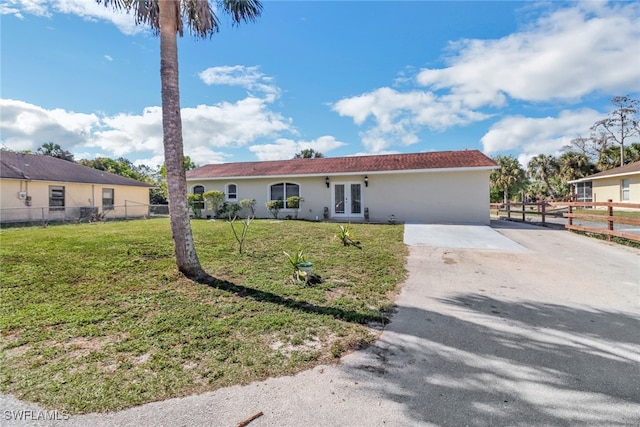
332,182 -> 363,217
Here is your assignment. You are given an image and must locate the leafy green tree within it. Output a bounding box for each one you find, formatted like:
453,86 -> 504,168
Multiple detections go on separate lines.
563,133 -> 611,165
490,155 -> 525,204
154,156 -> 198,205
97,0 -> 262,279
294,149 -> 324,159
591,96 -> 639,167
527,154 -> 560,200
37,143 -> 74,161
79,157 -> 148,181
598,142 -> 640,170
523,180 -> 549,203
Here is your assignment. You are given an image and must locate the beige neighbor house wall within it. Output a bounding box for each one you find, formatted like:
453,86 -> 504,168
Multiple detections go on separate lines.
591,175 -> 640,204
188,168 -> 492,225
0,178 -> 150,223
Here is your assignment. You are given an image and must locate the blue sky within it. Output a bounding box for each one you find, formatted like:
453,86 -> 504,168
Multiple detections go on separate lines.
1,1 -> 639,169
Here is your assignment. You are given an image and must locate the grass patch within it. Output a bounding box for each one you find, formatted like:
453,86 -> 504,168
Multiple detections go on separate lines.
0,218 -> 406,413
574,208 -> 640,219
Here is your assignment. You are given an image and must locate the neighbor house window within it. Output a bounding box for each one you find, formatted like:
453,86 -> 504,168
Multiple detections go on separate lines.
193,185 -> 205,211
575,181 -> 592,202
226,184 -> 237,201
49,186 -> 65,211
621,179 -> 630,201
270,182 -> 299,208
102,188 -> 114,209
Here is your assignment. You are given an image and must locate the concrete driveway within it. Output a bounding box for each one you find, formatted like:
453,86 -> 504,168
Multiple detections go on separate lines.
3,220 -> 639,426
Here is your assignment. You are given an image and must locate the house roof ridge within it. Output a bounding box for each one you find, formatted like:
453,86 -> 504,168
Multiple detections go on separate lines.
187,149 -> 497,180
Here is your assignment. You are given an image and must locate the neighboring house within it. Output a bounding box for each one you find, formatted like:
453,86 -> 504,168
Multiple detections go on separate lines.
0,150 -> 152,224
568,160 -> 640,204
186,150 -> 498,225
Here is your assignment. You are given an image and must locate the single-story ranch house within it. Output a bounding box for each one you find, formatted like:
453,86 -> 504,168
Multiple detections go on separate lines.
569,160 -> 640,204
0,150 -> 152,224
186,150 -> 498,225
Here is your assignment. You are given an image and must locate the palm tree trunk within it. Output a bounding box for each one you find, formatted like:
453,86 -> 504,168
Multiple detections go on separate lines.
542,175 -> 557,199
159,0 -> 205,279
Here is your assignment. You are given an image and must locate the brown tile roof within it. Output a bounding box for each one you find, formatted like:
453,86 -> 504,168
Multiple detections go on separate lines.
0,150 -> 152,187
578,160 -> 640,181
187,150 -> 497,179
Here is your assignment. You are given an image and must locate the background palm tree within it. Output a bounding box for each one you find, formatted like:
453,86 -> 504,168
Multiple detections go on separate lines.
490,155 -> 525,204
527,154 -> 560,200
97,0 -> 262,279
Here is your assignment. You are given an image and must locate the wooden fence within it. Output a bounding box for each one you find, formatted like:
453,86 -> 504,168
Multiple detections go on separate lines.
490,200 -> 640,243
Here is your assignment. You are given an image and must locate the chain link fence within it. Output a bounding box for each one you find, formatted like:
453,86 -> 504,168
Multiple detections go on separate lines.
0,202 -> 170,227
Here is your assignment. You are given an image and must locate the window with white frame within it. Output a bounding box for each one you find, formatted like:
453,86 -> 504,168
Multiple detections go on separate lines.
49,186 -> 65,211
102,188 -> 114,209
621,179 -> 630,201
269,182 -> 299,208
575,181 -> 592,202
226,183 -> 237,201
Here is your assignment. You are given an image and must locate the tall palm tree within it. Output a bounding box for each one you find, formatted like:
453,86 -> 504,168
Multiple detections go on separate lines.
98,0 -> 262,279
527,154 -> 560,200
558,151 -> 593,199
490,155 -> 525,205
558,151 -> 593,183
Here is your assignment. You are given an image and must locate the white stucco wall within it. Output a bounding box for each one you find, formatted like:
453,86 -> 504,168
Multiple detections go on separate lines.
188,168 -> 492,225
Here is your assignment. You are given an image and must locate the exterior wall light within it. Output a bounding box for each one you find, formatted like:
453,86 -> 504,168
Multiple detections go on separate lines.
364,175 -> 369,187
325,176 -> 330,188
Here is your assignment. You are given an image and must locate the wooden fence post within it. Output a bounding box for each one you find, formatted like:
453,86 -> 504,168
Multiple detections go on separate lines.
507,202 -> 511,219
541,202 -> 546,225
568,204 -> 573,228
607,199 -> 613,242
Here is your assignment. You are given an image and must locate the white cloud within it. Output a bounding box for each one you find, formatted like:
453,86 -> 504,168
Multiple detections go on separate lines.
0,0 -> 50,18
480,108 -> 604,161
249,135 -> 347,161
0,99 -> 100,151
198,65 -> 280,101
417,1 -> 640,105
0,96 -> 296,166
333,87 -> 489,152
333,2 -> 640,156
1,0 -> 145,35
104,55 -> 113,61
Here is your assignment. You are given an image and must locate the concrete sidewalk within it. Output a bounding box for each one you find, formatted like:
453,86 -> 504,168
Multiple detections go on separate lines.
2,220 -> 639,426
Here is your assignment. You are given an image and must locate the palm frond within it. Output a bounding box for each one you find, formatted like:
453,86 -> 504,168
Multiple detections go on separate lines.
222,0 -> 263,25
183,0 -> 219,38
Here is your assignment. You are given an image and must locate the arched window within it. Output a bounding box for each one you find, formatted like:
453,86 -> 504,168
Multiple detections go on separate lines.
192,185 -> 205,210
269,182 -> 300,208
226,183 -> 237,201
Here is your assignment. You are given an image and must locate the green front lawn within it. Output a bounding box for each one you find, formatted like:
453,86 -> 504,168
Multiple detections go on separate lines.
0,219 -> 406,413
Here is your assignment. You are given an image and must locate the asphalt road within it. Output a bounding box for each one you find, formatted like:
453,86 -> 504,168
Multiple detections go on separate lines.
2,220 -> 639,427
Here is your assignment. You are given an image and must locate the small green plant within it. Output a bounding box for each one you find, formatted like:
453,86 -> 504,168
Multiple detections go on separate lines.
266,199 -> 284,219
203,190 -> 225,218
284,247 -> 310,282
286,196 -> 304,219
187,193 -> 204,218
227,199 -> 256,254
336,223 -> 362,248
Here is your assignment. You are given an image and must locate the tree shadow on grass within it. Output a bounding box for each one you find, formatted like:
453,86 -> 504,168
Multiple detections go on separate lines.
193,273 -> 391,326
342,294 -> 640,426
